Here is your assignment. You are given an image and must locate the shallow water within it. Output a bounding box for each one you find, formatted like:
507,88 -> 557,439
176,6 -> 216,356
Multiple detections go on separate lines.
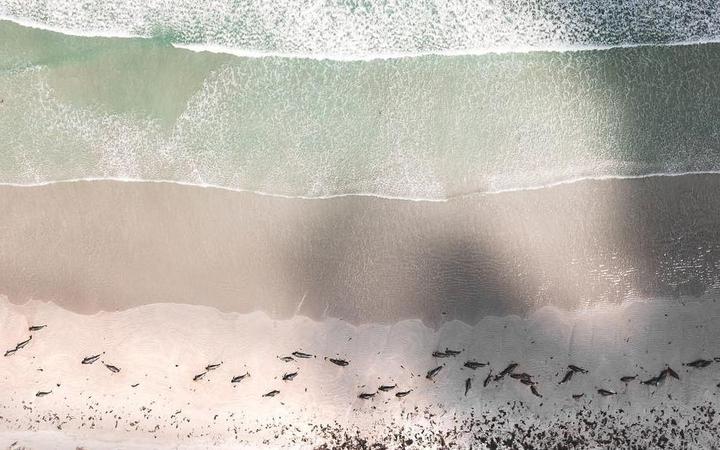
4,21 -> 720,198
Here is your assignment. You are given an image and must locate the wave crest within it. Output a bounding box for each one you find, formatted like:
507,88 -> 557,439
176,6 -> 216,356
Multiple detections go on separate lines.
1,1 -> 720,59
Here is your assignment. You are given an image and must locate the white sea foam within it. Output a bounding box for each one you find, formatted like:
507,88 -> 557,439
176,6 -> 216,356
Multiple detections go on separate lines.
2,171 -> 720,205
2,0 -> 720,60
3,18 -> 720,200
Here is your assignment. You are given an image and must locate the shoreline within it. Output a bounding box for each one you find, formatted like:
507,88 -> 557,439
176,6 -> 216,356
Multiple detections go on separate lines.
2,16 -> 720,62
2,169 -> 720,203
0,173 -> 719,325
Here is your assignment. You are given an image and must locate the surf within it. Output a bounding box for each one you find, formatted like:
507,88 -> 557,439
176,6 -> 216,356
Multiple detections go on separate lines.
2,0 -> 720,60
3,19 -> 720,200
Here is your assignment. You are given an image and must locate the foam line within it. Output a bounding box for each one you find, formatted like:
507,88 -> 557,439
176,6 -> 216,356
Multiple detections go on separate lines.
1,170 -> 719,203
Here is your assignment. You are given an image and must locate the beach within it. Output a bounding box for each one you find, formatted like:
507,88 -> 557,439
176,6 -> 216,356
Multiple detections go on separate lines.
1,175 -> 720,447
2,2 -> 720,447
0,175 -> 719,324
2,287 -> 720,448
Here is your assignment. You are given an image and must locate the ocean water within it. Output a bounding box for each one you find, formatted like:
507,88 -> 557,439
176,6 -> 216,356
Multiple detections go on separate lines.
2,0 -> 720,57
3,18 -> 720,198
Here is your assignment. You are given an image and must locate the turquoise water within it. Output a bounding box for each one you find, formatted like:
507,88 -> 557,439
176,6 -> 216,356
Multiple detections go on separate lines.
2,19 -> 720,198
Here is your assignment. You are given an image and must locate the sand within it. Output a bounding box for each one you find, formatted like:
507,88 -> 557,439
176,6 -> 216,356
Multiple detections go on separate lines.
2,294 -> 720,448
2,175 -> 720,447
0,175 -> 719,325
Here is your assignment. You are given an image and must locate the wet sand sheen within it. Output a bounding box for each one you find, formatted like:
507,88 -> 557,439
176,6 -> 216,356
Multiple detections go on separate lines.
0,173 -> 719,325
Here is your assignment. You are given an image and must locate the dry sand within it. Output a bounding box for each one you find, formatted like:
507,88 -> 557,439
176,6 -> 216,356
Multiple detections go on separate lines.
2,295 -> 720,448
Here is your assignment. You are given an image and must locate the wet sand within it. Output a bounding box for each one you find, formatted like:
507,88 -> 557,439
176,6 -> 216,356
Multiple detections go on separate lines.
0,174 -> 719,325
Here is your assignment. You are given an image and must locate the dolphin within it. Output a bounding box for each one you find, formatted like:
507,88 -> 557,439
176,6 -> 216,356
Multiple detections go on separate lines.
15,336 -> 32,350
326,358 -> 349,367
494,363 -> 518,381
426,365 -> 443,380
530,385 -> 542,398
282,372 -> 298,381
464,361 -> 488,370
483,370 -> 493,387
559,370 -> 574,384
568,365 -> 588,374
81,354 -> 102,365
103,362 -> 121,373
205,362 -> 223,371
684,359 -> 712,368
231,373 -> 250,383
193,372 -> 207,381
